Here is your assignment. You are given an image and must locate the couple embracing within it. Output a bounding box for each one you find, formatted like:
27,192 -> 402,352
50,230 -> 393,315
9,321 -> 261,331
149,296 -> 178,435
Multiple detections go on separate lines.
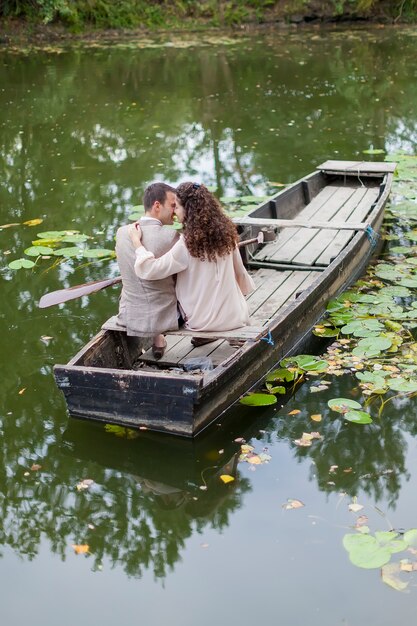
116,181 -> 255,359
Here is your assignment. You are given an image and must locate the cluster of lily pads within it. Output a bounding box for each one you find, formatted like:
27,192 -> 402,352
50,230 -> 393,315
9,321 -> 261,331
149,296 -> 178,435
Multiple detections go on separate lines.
240,152 -> 417,422
343,526 -> 417,591
8,228 -> 116,271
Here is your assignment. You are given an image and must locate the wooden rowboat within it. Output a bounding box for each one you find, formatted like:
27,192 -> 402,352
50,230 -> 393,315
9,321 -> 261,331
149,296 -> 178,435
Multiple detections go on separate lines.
54,160 -> 395,437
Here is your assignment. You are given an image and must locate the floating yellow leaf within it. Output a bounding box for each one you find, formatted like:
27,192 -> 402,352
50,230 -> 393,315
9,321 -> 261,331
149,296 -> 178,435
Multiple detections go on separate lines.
23,218 -> 43,226
288,409 -> 301,415
310,414 -> 322,422
247,455 -> 261,465
220,474 -> 235,484
76,479 -> 94,491
18,388 -> 26,395
241,444 -> 254,454
381,562 -> 409,591
283,498 -> 305,510
72,544 -> 90,555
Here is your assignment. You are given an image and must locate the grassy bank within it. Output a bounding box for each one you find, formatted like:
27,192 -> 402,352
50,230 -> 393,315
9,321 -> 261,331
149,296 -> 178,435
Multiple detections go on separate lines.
1,0 -> 417,34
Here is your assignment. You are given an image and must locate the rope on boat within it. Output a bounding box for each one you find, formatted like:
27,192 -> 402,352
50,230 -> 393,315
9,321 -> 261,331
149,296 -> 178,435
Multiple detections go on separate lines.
365,225 -> 379,248
261,330 -> 274,346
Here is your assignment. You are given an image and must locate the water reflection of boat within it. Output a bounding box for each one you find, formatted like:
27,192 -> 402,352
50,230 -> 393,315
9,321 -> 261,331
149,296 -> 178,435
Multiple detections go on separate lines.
55,160 -> 395,436
61,407 -> 265,515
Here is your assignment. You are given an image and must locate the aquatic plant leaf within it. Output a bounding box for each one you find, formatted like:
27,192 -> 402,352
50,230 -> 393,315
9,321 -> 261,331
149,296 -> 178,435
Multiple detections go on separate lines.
381,563 -> 409,591
344,533 -> 391,569
344,410 -> 373,424
219,474 -> 235,484
363,148 -> 385,155
82,248 -> 115,258
387,377 -> 417,393
356,371 -> 387,388
374,265 -> 405,281
375,531 -> 407,553
281,355 -> 328,372
283,499 -> 304,510
313,326 -> 339,337
24,245 -> 54,256
72,544 -> 90,555
8,258 -> 36,270
265,383 -> 286,394
328,311 -> 356,326
0,222 -> 20,229
265,368 -> 295,383
389,246 -> 412,254
23,218 -> 43,226
239,393 -> 277,406
239,195 -> 269,203
398,278 -> 417,288
341,319 -> 384,337
60,234 -> 90,243
403,529 -> 417,548
220,197 -> 238,204
31,238 -> 60,248
37,230 -> 77,238
53,247 -> 83,257
352,336 -> 392,357
310,414 -> 322,422
104,424 -> 138,439
328,398 -> 362,413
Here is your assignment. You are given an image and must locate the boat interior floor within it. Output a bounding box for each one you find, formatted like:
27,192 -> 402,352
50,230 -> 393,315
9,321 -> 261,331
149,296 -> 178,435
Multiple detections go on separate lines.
101,179 -> 380,371
251,181 -> 379,268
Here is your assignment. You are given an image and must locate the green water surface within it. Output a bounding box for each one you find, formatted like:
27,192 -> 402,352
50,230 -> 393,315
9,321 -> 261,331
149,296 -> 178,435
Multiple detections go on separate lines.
1,26 -> 417,626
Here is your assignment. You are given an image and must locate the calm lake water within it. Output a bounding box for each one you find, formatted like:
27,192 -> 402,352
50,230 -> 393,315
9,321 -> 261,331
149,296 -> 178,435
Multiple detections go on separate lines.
1,25 -> 417,626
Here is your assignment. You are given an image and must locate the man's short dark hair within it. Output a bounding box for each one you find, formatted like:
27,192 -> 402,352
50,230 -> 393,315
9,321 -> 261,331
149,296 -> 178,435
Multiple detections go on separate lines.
143,182 -> 176,212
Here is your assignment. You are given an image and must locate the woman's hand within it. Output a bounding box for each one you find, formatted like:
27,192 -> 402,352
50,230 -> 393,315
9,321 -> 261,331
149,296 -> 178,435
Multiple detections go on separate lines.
129,223 -> 143,249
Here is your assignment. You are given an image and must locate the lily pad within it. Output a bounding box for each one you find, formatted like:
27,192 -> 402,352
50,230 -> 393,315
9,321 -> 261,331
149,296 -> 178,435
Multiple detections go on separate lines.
387,377 -> 417,393
24,245 -> 54,256
60,234 -> 90,243
8,258 -> 36,270
344,410 -> 373,424
281,355 -> 328,372
379,286 -> 411,297
403,528 -> 417,547
341,319 -> 384,337
82,248 -> 115,259
53,247 -> 83,257
352,336 -> 392,357
265,368 -> 296,383
239,393 -> 277,406
37,230 -> 76,238
328,398 -> 362,413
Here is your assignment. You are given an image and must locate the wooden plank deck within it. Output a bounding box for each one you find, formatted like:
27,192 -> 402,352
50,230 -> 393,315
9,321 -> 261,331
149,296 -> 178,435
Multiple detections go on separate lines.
252,182 -> 379,268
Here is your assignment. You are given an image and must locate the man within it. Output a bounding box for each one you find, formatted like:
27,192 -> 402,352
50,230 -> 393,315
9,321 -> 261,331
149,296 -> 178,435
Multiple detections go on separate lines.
116,182 -> 179,358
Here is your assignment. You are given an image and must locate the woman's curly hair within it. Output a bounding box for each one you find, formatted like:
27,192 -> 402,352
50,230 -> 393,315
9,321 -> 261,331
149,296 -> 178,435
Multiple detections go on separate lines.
176,182 -> 239,262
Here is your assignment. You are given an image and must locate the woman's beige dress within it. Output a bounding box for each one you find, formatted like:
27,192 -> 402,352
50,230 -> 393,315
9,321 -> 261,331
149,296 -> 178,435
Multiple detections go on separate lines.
134,236 -> 255,332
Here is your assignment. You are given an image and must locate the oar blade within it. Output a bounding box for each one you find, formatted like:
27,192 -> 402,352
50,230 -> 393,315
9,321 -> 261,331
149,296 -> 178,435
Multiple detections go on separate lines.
38,277 -> 122,308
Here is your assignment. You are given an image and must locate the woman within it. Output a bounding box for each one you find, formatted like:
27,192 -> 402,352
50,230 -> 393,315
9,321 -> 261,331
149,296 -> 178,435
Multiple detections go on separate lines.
129,182 -> 255,346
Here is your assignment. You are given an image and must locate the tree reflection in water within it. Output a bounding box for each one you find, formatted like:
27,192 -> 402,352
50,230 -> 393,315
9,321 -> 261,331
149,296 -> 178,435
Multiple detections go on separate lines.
1,28 -> 417,580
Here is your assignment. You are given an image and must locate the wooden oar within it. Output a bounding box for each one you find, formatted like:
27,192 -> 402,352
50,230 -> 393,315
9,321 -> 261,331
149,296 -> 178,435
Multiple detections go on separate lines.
39,276 -> 123,308
38,230 -> 274,309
